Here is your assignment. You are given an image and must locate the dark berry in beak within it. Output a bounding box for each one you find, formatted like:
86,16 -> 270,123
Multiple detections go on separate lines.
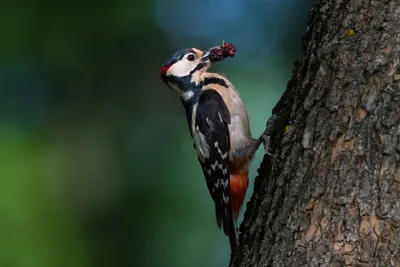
208,42 -> 236,63
223,42 -> 236,57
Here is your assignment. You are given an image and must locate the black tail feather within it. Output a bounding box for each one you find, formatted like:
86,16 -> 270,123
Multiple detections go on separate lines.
215,203 -> 223,229
225,207 -> 239,254
217,205 -> 239,253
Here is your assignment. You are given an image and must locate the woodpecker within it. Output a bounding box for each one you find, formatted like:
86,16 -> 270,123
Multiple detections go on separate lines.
160,43 -> 265,253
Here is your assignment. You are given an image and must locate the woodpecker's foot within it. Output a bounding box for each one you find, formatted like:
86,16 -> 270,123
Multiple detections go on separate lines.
265,114 -> 284,135
252,130 -> 274,156
257,114 -> 289,157
263,136 -> 273,156
263,134 -> 278,157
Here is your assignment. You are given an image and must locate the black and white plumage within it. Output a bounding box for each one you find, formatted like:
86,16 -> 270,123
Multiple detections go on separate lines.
160,46 -> 264,254
192,89 -> 239,251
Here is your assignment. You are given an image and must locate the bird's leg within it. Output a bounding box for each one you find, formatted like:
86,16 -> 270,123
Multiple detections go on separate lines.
252,114 -> 288,157
253,129 -> 274,156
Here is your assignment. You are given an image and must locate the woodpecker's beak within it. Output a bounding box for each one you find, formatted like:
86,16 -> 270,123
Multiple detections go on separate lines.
201,51 -> 211,64
201,46 -> 220,64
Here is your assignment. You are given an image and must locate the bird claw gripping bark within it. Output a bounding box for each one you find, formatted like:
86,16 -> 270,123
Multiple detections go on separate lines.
263,135 -> 274,156
209,41 -> 236,62
263,114 -> 288,157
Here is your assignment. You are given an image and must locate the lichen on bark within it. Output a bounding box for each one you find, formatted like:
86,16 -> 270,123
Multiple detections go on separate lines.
232,1 -> 400,266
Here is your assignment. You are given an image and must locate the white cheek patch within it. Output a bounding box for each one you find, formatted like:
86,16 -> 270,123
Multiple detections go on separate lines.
166,60 -> 196,77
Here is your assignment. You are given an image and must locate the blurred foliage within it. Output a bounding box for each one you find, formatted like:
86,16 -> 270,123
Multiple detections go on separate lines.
0,0 -> 311,266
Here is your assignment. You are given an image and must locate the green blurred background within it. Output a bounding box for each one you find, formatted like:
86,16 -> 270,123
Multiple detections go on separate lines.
0,1 -> 311,266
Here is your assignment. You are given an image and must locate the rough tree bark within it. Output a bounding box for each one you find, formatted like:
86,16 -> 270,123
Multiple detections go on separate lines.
232,1 -> 400,266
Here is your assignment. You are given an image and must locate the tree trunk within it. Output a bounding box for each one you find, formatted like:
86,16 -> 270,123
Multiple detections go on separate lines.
232,1 -> 400,266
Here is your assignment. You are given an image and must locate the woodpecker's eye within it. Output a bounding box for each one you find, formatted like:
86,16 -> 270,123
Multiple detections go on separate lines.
187,54 -> 195,61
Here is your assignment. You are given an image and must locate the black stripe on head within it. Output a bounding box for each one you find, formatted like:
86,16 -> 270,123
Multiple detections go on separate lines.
190,62 -> 205,75
162,48 -> 195,67
202,77 -> 228,88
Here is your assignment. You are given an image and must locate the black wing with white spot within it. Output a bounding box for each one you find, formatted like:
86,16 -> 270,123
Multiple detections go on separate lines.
193,89 -> 239,251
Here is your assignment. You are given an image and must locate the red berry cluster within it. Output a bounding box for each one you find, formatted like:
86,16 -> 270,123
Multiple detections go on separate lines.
209,42 -> 236,62
223,42 -> 236,57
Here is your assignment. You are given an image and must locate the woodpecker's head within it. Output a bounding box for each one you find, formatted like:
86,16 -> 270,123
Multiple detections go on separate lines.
160,48 -> 211,100
160,42 -> 236,101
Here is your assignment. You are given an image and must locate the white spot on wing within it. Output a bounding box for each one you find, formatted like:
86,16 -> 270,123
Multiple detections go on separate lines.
194,126 -> 210,162
211,160 -> 219,170
214,141 -> 228,159
223,193 -> 229,204
215,179 -> 220,189
218,111 -> 223,122
222,179 -> 229,188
